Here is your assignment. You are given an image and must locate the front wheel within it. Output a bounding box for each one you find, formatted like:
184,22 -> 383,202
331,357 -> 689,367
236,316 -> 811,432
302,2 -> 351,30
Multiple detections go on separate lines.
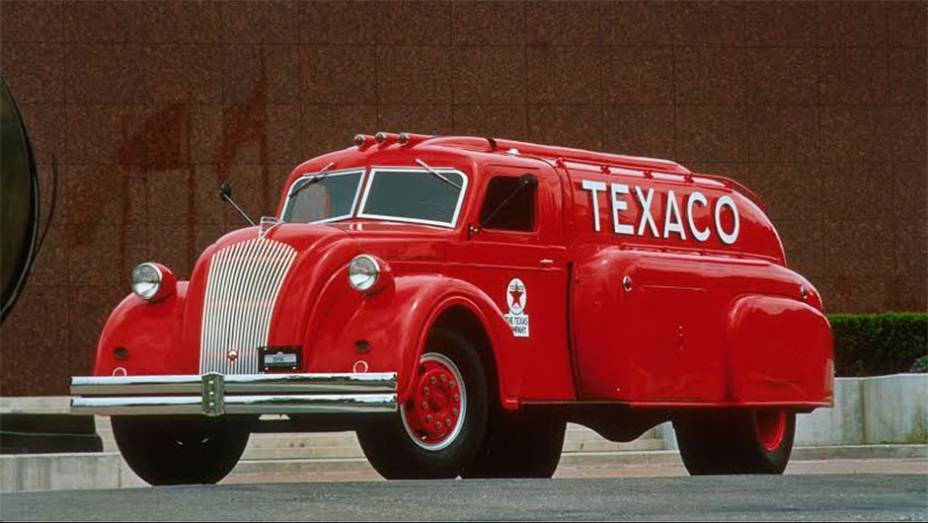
112,416 -> 250,485
357,328 -> 488,479
673,408 -> 795,475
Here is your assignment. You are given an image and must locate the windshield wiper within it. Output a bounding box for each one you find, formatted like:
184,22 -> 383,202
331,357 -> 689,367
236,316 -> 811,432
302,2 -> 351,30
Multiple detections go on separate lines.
288,161 -> 336,198
415,159 -> 462,190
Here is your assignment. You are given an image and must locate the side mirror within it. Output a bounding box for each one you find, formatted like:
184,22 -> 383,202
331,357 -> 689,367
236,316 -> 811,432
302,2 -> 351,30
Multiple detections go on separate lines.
519,172 -> 538,189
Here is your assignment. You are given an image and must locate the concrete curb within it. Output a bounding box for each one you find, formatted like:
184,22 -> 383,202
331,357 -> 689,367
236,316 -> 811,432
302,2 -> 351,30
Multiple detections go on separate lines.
790,444 -> 928,461
2,445 -> 925,493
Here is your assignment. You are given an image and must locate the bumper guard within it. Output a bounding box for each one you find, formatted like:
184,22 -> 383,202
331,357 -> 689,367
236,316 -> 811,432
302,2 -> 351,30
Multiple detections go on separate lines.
70,372 -> 398,417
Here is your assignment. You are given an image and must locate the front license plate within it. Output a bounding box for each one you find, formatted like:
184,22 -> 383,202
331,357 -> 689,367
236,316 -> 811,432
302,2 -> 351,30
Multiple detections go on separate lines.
258,346 -> 302,372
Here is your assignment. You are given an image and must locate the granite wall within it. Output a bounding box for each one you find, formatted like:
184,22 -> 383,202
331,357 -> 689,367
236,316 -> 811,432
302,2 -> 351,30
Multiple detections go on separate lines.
1,0 -> 925,395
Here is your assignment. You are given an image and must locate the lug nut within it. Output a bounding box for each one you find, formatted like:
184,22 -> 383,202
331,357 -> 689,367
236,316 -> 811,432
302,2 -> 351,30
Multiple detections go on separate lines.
452,408 -> 459,416
423,386 -> 430,395
449,381 -> 456,388
430,376 -> 437,384
426,414 -> 433,422
453,394 -> 460,402
421,401 -> 428,409
445,419 -> 451,427
440,375 -> 447,383
435,421 -> 442,429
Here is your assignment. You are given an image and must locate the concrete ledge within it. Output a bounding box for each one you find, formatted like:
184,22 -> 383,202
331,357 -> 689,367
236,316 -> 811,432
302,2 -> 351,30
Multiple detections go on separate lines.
862,374 -> 928,444
796,373 -> 928,446
0,397 -> 70,414
0,452 -> 143,492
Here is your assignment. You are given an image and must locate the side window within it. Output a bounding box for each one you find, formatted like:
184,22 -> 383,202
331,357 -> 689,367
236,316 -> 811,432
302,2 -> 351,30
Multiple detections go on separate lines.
479,176 -> 536,232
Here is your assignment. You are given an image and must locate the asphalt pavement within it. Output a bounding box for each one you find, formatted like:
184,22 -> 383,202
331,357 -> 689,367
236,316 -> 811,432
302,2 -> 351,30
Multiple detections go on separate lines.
2,474 -> 926,521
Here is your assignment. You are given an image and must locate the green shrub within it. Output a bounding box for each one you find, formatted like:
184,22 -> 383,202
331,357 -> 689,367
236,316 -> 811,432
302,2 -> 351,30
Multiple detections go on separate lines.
829,313 -> 928,377
910,355 -> 928,374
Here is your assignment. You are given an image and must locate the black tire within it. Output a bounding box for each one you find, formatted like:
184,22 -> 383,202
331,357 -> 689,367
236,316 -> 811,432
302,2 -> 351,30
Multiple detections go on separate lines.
673,409 -> 795,475
112,416 -> 250,485
461,413 -> 565,478
357,328 -> 488,479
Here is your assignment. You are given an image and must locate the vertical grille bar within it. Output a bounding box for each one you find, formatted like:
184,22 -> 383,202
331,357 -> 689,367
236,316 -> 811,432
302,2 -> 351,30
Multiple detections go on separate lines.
199,238 -> 297,375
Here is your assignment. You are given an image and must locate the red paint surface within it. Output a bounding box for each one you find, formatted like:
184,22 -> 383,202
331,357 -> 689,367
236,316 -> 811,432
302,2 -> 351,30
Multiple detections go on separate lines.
88,136 -> 833,412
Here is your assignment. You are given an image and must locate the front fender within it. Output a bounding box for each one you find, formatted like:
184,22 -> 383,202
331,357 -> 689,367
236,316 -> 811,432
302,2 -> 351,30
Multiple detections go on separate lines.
304,274 -> 513,406
92,282 -> 191,376
725,294 -> 834,407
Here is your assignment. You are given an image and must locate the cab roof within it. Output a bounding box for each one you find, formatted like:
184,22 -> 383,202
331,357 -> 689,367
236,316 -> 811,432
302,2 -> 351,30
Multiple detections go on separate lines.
290,133 -> 766,211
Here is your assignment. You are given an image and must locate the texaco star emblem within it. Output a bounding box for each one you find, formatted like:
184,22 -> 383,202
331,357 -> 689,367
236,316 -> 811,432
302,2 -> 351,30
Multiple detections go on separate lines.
506,278 -> 527,315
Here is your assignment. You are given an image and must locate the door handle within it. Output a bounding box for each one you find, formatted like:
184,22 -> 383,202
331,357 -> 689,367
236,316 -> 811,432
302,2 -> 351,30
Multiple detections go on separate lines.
539,259 -> 555,266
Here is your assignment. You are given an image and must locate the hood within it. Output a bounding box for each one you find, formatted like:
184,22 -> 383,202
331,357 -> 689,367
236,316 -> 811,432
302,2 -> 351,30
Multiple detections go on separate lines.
206,220 -> 452,261
180,220 -> 450,374
205,222 -> 347,257
319,220 -> 453,262
180,223 -> 348,374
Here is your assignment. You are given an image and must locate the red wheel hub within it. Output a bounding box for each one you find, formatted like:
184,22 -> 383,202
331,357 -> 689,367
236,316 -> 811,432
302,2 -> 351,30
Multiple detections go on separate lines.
402,355 -> 464,449
754,409 -> 787,452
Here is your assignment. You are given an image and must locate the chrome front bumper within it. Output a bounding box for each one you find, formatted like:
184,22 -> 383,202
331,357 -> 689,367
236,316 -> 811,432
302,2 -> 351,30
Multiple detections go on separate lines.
70,372 -> 398,417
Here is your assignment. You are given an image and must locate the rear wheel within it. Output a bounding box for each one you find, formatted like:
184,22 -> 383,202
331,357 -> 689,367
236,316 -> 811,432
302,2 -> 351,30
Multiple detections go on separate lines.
462,413 -> 565,478
112,416 -> 250,485
674,408 -> 795,475
357,328 -> 488,479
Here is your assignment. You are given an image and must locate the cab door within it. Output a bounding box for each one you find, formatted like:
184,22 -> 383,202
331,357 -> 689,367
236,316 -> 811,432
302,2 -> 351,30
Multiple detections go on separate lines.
449,164 -> 574,401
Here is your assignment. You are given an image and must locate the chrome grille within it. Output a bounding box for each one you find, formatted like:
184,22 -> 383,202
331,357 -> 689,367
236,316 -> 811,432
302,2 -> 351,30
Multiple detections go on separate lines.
199,238 -> 297,374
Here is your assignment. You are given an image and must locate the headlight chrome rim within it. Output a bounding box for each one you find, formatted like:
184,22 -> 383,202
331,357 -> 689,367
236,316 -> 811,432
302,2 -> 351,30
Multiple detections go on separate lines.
131,262 -> 163,301
348,255 -> 381,293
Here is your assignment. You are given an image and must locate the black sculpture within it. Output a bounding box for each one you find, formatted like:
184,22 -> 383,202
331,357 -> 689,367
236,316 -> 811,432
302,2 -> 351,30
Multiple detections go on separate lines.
0,75 -> 56,322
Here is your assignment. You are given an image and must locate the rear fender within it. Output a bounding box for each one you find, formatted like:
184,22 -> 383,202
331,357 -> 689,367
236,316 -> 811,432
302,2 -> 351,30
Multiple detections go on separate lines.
725,294 -> 834,406
92,282 -> 192,376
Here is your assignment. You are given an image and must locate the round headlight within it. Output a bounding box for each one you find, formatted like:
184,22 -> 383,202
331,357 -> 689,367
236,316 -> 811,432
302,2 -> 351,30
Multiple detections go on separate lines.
348,255 -> 380,292
131,263 -> 162,300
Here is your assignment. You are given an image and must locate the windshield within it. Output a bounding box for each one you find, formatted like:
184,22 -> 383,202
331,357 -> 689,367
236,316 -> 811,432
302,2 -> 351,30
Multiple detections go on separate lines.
358,167 -> 468,228
281,169 -> 364,223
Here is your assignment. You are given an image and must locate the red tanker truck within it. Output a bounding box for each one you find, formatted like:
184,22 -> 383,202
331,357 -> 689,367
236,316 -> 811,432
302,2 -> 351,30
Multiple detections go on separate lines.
70,132 -> 833,484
